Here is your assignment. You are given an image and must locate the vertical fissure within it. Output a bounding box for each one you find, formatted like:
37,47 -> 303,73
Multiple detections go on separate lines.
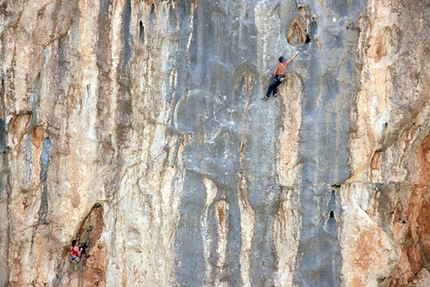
38,137 -> 52,224
0,71 -> 10,287
1,74 -> 6,161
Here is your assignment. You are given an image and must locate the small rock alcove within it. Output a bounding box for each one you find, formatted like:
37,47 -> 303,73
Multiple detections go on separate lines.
76,203 -> 105,246
139,20 -> 145,43
61,203 -> 107,286
287,17 -> 309,47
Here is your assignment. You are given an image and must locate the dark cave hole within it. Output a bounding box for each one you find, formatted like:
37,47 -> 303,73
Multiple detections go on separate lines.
139,20 -> 145,42
149,3 -> 156,28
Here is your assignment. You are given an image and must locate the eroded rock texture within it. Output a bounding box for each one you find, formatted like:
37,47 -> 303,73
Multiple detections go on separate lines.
1,0 -> 430,286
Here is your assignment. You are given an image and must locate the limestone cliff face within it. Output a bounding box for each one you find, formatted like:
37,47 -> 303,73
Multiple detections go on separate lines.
1,0 -> 430,286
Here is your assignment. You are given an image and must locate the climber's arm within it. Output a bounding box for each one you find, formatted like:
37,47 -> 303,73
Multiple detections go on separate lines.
285,52 -> 299,65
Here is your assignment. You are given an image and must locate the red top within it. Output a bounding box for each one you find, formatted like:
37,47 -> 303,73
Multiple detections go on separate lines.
70,246 -> 80,256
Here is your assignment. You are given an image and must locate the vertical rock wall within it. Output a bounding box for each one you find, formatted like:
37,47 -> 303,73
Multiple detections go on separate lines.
1,0 -> 430,286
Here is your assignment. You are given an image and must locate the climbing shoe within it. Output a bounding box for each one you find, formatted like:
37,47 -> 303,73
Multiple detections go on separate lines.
262,96 -> 268,100
273,93 -> 278,98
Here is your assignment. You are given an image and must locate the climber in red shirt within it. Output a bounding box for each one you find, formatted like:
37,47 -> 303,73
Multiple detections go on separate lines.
69,239 -> 82,264
262,52 -> 299,100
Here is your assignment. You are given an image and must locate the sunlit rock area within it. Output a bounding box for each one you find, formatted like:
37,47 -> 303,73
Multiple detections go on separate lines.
1,0 -> 430,286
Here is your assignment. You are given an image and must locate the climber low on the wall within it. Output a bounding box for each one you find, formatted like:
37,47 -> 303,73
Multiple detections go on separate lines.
69,239 -> 83,264
262,51 -> 299,100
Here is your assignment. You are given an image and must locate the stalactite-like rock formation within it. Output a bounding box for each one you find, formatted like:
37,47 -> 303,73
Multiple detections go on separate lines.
1,0 -> 430,286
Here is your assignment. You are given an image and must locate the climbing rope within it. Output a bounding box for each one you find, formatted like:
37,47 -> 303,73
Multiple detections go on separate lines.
80,256 -> 84,287
77,231 -> 91,286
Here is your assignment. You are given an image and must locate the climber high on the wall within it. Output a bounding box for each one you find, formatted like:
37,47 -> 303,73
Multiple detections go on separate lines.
262,51 -> 299,100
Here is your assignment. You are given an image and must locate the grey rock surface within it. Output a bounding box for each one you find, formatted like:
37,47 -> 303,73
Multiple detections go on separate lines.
2,0 -> 430,286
